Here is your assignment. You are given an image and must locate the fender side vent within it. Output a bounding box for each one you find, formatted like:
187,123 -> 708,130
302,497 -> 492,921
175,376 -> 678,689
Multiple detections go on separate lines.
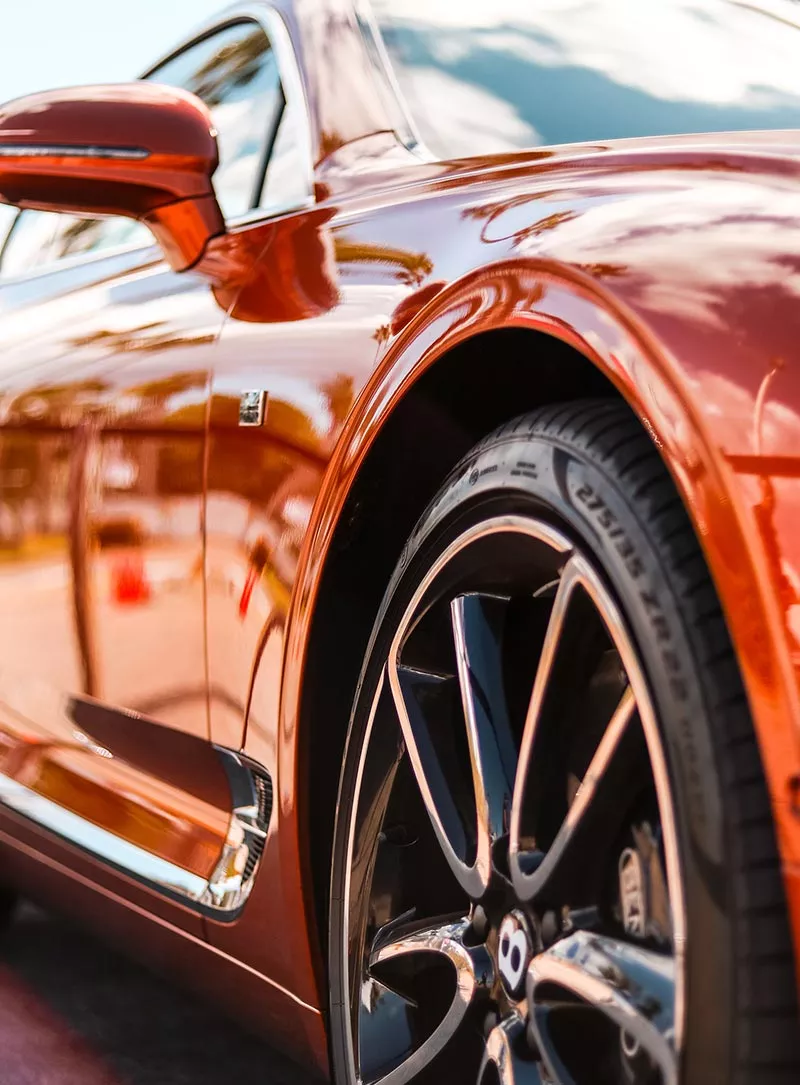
244,769 -> 273,882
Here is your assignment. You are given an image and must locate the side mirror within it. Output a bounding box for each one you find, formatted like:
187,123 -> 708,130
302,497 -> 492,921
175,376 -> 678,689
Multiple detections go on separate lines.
0,83 -> 224,271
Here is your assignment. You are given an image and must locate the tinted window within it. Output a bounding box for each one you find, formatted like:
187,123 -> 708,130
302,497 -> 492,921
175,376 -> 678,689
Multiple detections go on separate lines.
0,211 -> 150,278
0,206 -> 17,252
259,97 -> 309,210
151,21 -> 283,218
371,0 -> 800,158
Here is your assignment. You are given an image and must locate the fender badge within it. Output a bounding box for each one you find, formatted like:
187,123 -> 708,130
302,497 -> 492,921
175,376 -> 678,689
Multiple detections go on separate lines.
239,390 -> 267,427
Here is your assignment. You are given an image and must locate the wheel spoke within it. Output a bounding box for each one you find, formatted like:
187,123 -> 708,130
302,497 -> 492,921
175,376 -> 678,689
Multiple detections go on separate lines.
508,555 -> 585,897
390,663 -> 481,893
512,685 -> 638,902
359,916 -> 493,1085
527,931 -> 676,1085
451,593 -> 517,872
479,1017 -> 545,1085
510,553 -> 652,905
389,591 -> 517,899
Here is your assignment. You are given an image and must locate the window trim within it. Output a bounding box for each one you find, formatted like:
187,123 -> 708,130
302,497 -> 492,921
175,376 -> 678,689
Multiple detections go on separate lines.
357,0 -> 436,162
0,3 -> 315,284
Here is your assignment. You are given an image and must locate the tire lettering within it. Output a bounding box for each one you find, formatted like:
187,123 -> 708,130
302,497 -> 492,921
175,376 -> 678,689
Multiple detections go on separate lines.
572,473 -> 707,830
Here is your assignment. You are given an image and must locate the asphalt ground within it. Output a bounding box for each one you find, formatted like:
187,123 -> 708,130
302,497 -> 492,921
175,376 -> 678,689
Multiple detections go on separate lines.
0,903 -> 317,1085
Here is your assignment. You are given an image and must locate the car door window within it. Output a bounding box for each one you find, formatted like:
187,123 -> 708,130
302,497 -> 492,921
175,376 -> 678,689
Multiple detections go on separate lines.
0,206 -> 17,255
258,95 -> 310,211
0,16 -> 303,279
0,210 -> 151,279
149,20 -> 284,219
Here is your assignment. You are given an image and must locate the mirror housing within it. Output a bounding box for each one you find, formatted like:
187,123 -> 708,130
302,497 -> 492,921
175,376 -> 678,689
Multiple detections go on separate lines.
0,83 -> 224,271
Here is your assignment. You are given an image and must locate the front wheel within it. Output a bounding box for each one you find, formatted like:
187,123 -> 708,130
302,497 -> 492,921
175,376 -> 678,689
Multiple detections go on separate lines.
329,401 -> 799,1085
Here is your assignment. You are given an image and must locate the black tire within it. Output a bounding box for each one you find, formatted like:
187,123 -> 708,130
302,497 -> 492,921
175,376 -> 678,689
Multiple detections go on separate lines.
329,399 -> 800,1085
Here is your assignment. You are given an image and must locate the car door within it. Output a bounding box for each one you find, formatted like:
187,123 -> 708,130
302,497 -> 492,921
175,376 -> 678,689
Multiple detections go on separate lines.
0,12 -> 298,933
199,7 -> 447,1003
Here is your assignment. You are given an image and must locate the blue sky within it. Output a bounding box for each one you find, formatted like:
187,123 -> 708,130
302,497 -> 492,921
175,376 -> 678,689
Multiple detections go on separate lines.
0,0 -> 228,103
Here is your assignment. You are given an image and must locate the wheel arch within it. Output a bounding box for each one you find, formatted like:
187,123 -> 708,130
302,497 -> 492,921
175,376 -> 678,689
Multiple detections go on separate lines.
277,260 -> 800,996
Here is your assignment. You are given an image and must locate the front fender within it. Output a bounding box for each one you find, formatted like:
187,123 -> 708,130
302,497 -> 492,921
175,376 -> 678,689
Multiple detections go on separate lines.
277,149 -> 800,991
282,251 -> 800,956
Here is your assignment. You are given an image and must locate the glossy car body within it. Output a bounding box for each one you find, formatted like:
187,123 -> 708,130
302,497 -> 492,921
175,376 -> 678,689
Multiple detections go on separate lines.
0,0 -> 799,1077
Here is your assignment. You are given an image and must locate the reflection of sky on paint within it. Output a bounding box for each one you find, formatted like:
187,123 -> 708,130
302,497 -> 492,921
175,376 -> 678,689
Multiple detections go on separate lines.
513,181 -> 800,326
394,68 -> 542,156
371,0 -> 800,157
492,173 -> 800,456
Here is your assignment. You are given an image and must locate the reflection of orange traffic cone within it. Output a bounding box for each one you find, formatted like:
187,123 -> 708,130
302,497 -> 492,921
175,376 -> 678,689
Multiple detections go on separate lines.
238,565 -> 258,619
112,554 -> 151,605
238,538 -> 270,619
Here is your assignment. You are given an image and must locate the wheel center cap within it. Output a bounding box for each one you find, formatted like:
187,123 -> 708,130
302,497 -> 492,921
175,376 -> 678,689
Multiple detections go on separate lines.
496,911 -> 532,998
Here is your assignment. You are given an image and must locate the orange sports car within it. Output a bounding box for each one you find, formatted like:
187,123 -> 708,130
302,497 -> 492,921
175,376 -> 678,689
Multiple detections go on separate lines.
0,2 -> 799,1082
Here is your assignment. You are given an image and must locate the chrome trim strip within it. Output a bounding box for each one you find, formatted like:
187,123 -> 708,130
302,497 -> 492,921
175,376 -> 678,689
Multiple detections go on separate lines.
0,241 -> 162,288
0,751 -> 273,919
200,748 -> 272,913
0,817 -> 322,1015
243,3 -> 315,208
0,144 -> 149,160
228,192 -> 316,227
353,0 -> 423,153
0,773 -> 208,899
358,0 -> 437,162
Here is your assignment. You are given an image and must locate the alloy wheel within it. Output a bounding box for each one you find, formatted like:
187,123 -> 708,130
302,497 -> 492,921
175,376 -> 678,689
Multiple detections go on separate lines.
340,514 -> 685,1085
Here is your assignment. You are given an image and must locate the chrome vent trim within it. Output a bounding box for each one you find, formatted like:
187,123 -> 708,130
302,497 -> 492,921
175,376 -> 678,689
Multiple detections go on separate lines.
200,750 -> 273,913
244,770 -> 272,881
0,773 -> 208,899
0,751 -> 273,921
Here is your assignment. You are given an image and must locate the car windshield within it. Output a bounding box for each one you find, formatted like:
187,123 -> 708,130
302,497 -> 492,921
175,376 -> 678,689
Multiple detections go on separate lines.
369,0 -> 800,159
